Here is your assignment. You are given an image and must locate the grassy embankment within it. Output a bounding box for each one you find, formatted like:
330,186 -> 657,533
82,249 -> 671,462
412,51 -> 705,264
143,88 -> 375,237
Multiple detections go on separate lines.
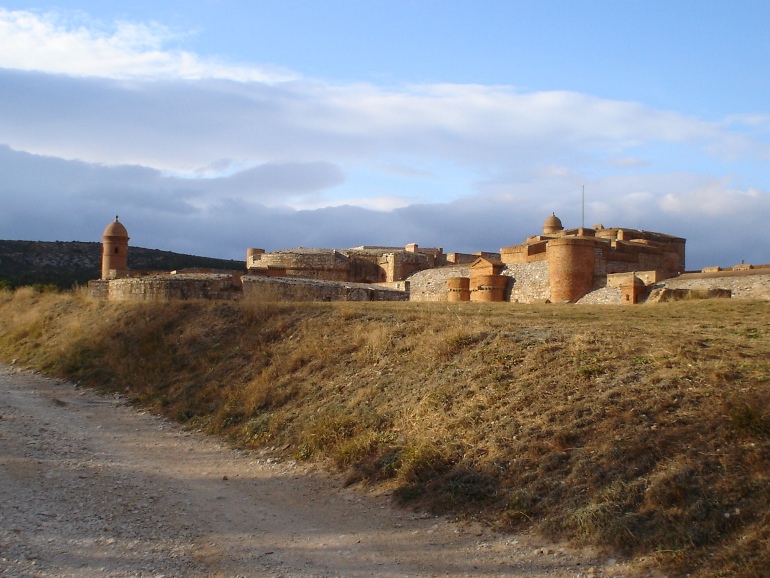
0,287 -> 768,577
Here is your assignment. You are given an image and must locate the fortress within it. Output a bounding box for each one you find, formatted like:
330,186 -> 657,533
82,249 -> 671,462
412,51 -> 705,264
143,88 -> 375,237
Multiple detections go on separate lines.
89,215 -> 770,303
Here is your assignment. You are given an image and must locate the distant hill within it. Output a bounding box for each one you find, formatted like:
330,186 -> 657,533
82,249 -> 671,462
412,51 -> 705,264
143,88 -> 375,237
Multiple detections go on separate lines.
0,240 -> 245,289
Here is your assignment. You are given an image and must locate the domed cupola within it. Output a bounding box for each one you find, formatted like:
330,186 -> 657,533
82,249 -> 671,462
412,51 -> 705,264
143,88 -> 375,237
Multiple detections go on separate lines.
102,216 -> 129,239
543,213 -> 564,235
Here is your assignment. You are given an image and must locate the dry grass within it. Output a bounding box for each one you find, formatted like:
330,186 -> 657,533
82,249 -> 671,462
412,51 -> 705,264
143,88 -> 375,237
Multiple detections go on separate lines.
1,288 -> 769,576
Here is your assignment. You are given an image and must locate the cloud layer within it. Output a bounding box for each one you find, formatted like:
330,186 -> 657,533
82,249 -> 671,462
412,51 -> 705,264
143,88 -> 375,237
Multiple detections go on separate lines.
1,8 -> 769,269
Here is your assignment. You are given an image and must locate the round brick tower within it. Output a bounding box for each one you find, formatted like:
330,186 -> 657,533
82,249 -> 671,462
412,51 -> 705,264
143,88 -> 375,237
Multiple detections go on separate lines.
101,216 -> 129,280
447,277 -> 471,302
546,237 -> 596,302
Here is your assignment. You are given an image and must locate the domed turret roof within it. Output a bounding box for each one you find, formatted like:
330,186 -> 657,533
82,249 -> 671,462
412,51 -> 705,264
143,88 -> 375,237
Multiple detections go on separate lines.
102,216 -> 129,238
543,213 -> 563,234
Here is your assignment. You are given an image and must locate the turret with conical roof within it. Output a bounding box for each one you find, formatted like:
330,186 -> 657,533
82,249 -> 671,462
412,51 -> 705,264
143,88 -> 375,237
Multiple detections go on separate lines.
101,216 -> 130,279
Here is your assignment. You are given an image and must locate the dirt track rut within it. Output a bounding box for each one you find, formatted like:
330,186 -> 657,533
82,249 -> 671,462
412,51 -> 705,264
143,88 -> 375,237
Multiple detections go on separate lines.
0,364 -> 647,577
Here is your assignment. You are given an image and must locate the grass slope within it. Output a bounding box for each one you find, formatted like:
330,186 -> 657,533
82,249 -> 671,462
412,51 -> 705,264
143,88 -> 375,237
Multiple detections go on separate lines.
1,289 -> 768,577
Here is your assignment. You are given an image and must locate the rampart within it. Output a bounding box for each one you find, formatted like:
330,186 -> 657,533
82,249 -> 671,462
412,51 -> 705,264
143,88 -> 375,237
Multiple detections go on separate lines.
503,261 -> 551,302
650,269 -> 770,301
91,214 -> 770,306
408,266 -> 471,301
242,275 -> 408,302
409,261 -> 552,303
246,244 -> 498,285
103,274 -> 242,301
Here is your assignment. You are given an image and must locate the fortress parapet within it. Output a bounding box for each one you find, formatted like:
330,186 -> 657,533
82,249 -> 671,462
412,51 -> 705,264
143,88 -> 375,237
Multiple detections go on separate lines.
421,214 -> 687,304
498,214 -> 686,303
246,243 -> 452,284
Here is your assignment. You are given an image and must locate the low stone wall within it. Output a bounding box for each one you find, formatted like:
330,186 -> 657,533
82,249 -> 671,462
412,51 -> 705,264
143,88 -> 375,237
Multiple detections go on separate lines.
106,274 -> 242,301
651,273 -> 770,301
576,286 -> 623,305
647,288 -> 732,302
409,261 -> 552,303
407,265 -> 470,302
87,280 -> 109,300
502,261 -> 550,303
242,275 -> 407,302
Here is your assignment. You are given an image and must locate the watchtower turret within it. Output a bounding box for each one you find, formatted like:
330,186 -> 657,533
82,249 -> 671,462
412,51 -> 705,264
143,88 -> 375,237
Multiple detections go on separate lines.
101,216 -> 129,279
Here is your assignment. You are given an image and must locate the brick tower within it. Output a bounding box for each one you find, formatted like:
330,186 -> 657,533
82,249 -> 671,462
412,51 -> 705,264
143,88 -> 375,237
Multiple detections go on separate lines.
101,216 -> 129,280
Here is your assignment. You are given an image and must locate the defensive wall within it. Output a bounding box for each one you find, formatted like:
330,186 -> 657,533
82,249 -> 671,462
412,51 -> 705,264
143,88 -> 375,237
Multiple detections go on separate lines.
496,216 -> 685,303
411,215 -> 687,304
89,214 -> 769,304
90,273 -> 242,301
649,267 -> 770,301
242,275 -> 408,302
246,244 -> 490,284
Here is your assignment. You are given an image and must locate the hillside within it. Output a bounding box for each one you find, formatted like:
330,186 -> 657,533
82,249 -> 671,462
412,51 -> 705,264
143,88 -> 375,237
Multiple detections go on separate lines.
0,291 -> 768,577
0,240 -> 244,289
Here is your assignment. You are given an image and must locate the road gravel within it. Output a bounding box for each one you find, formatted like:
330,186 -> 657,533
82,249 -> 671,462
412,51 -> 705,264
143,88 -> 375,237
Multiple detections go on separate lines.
0,364 -> 654,577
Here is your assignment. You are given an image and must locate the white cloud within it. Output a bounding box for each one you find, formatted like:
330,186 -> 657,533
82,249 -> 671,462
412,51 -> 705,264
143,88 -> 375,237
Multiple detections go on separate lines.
0,8 -> 294,82
659,181 -> 770,217
0,9 -> 757,180
609,157 -> 650,168
289,195 -> 417,212
0,68 -> 737,177
1,9 -> 770,270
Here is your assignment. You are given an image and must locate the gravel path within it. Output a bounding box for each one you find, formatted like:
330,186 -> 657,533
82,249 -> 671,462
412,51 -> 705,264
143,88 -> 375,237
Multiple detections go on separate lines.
0,364 -> 651,577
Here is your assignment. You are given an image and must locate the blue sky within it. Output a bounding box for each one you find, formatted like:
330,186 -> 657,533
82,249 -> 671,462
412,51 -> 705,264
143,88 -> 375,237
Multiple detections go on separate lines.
1,1 -> 769,268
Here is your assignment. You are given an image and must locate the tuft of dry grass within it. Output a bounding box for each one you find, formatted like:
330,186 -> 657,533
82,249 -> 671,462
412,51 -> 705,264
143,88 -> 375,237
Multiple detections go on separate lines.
1,290 -> 769,576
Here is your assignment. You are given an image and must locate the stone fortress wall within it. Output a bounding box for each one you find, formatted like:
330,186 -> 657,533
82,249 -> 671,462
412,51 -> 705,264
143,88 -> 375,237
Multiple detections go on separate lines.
242,275 -> 408,302
411,214 -> 688,304
649,267 -> 770,301
246,244 -> 486,284
88,215 -> 768,304
103,273 -> 242,301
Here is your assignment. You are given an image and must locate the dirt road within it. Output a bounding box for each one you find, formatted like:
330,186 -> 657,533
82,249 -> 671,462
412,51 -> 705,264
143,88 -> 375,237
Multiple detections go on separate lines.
0,364 -> 646,577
